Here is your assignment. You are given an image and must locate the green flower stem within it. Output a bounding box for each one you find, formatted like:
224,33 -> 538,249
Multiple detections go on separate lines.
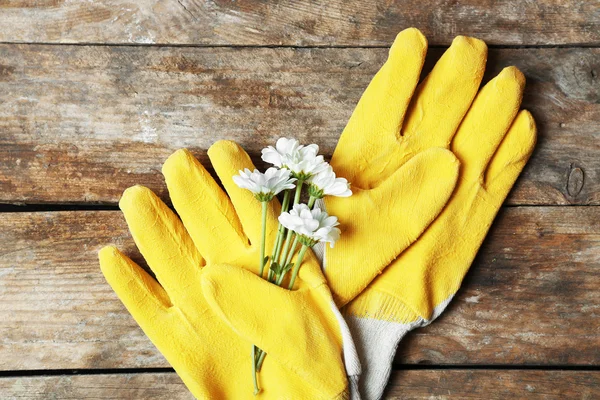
278,230 -> 295,276
258,201 -> 268,278
275,249 -> 295,286
256,348 -> 267,371
276,182 -> 304,278
284,236 -> 300,269
293,180 -> 304,205
287,245 -> 309,290
253,201 -> 270,395
274,191 -> 292,258
281,188 -> 292,212
252,345 -> 260,394
307,195 -> 318,209
269,229 -> 286,283
268,190 -> 291,282
275,270 -> 285,286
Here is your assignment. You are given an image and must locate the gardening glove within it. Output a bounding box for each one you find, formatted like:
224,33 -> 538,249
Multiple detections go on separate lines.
99,142 -> 360,399
182,28 -> 462,400
198,136 -> 459,397
317,28 -> 537,399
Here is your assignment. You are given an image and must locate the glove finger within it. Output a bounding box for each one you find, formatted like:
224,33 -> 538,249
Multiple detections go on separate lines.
402,35 -> 487,147
99,246 -> 221,399
452,66 -> 525,180
331,28 -> 427,187
485,109 -> 537,196
346,112 -> 535,325
119,185 -> 204,304
325,147 -> 459,307
162,149 -> 249,263
201,263 -> 347,398
208,140 -> 281,248
98,246 -> 172,329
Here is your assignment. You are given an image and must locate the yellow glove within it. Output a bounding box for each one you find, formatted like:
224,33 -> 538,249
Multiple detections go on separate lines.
322,28 -> 484,306
99,142 -> 358,399
191,29 -> 461,400
318,28 -> 537,399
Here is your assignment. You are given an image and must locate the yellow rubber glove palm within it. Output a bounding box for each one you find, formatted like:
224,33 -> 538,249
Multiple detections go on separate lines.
322,28 -> 488,306
317,28 -> 537,399
99,143 -> 357,399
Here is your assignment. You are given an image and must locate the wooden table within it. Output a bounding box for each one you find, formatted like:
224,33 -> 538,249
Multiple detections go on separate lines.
1,1 -> 599,398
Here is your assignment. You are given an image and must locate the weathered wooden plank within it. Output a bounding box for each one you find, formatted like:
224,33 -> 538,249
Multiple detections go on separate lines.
0,0 -> 598,46
394,206 -> 600,365
384,370 -> 600,399
0,373 -> 193,400
0,207 -> 598,370
1,370 -> 599,399
0,211 -> 163,370
0,46 -> 598,205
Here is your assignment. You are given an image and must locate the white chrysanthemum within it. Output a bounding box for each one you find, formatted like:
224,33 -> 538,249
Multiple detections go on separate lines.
261,138 -> 301,167
262,138 -> 328,180
308,165 -> 352,198
284,147 -> 328,180
233,167 -> 296,202
278,204 -> 340,247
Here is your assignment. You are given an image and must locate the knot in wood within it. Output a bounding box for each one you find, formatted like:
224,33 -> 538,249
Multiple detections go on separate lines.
566,164 -> 584,197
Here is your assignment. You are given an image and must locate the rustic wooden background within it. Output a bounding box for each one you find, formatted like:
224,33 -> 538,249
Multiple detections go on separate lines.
1,1 -> 599,399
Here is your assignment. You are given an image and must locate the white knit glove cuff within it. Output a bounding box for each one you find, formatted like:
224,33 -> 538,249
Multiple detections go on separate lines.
344,294 -> 454,400
345,316 -> 415,399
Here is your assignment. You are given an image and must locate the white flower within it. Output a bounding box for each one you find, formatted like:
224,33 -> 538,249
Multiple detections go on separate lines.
262,138 -> 328,180
285,148 -> 328,180
233,167 -> 296,202
261,138 -> 301,167
308,165 -> 352,198
278,204 -> 340,248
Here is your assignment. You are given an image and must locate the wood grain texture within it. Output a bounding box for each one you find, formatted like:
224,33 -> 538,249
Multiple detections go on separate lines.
0,207 -> 598,370
0,0 -> 598,46
384,369 -> 600,399
0,373 -> 193,400
395,206 -> 600,365
1,46 -> 598,205
1,370 -> 599,399
0,1 -> 597,397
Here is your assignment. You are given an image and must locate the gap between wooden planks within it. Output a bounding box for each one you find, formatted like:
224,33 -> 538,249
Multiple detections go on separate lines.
0,0 -> 598,46
0,370 -> 599,399
0,206 -> 598,371
0,46 -> 598,205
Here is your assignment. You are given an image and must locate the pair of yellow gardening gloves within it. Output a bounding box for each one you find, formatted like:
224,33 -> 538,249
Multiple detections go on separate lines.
99,28 -> 536,399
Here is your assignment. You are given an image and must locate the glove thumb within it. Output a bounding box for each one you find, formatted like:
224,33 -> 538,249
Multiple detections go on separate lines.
325,147 -> 460,307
